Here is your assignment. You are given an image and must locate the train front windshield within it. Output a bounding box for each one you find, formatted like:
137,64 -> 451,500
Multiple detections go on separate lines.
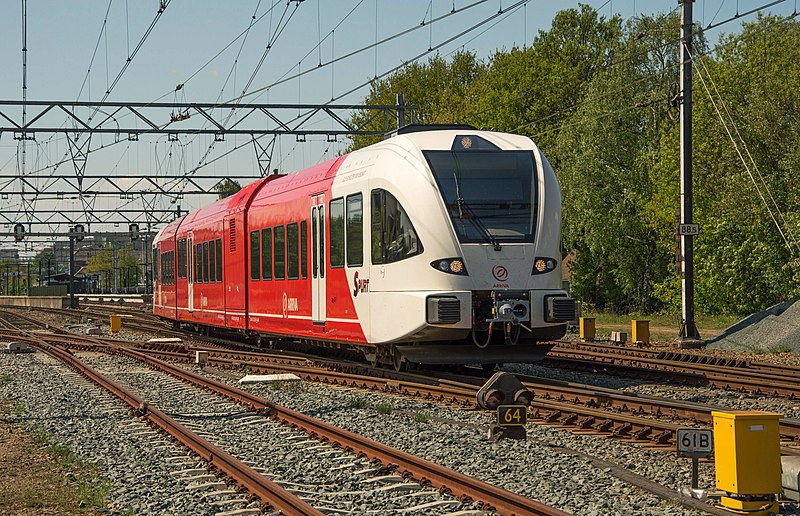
424,150 -> 537,244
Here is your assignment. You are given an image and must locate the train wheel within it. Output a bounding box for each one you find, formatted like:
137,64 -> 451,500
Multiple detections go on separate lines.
392,350 -> 407,372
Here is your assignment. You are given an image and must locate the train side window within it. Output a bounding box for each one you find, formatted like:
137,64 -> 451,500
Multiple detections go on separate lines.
215,238 -> 222,282
203,241 -> 210,283
153,247 -> 159,283
319,206 -> 325,278
209,239 -> 217,283
177,238 -> 187,278
287,222 -> 299,280
274,225 -> 285,280
371,189 -> 424,265
187,238 -> 193,283
329,198 -> 344,268
261,228 -> 272,280
346,193 -> 363,267
194,244 -> 201,284
312,209 -> 318,278
300,220 -> 308,279
250,230 -> 261,281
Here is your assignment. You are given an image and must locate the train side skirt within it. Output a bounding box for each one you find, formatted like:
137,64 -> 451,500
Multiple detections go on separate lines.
395,343 -> 555,365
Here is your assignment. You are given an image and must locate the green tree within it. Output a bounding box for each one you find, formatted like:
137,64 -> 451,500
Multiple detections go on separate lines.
554,13 -> 681,312
348,50 -> 485,150
86,245 -> 142,289
214,178 -> 242,199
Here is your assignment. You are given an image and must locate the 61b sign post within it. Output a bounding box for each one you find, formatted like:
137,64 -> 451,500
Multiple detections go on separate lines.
677,428 -> 713,488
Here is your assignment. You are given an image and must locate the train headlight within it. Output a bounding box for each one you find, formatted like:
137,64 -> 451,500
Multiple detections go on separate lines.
431,258 -> 468,276
531,257 -> 557,275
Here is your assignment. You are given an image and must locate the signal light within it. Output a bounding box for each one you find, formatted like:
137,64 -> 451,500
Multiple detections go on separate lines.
481,389 -> 505,410
13,223 -> 25,242
514,388 -> 534,406
476,372 -> 533,410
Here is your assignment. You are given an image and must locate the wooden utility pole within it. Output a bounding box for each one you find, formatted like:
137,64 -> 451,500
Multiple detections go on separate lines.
678,0 -> 700,341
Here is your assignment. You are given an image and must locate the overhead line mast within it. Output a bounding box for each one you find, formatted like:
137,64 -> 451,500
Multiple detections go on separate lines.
678,0 -> 701,342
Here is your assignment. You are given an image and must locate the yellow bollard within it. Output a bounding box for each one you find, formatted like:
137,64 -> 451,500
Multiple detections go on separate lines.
109,314 -> 121,333
631,320 -> 650,345
579,317 -> 595,342
712,411 -> 782,515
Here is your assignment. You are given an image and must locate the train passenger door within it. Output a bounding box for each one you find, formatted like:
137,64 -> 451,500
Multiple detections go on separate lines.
310,195 -> 326,324
187,235 -> 194,312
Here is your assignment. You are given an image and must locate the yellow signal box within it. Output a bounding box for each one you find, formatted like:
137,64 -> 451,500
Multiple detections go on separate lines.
631,319 -> 649,344
579,317 -> 595,342
712,411 -> 782,515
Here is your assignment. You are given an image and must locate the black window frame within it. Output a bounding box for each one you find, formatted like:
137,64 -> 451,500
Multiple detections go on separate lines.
250,230 -> 261,281
300,220 -> 308,279
209,239 -> 216,283
203,241 -> 210,283
274,225 -> 285,280
287,222 -> 299,280
177,238 -> 187,278
346,193 -> 363,267
329,197 -> 345,268
215,238 -> 222,282
261,228 -> 272,280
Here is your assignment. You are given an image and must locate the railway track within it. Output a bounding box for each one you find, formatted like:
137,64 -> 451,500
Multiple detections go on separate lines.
2,325 -> 565,514
546,341 -> 800,398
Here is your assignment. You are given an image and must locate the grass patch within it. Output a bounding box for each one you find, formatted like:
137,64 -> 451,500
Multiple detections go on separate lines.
412,412 -> 429,423
0,401 -> 111,513
350,399 -> 369,409
270,380 -> 282,390
31,430 -> 113,510
0,373 -> 13,385
766,343 -> 794,354
581,311 -> 741,341
375,403 -> 394,415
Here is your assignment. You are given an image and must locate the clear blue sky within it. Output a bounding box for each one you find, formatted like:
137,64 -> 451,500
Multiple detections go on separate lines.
0,0 -> 794,246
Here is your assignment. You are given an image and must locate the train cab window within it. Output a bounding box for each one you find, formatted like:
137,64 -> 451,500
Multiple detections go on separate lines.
177,238 -> 187,279
346,193 -> 363,267
274,225 -> 285,280
371,189 -> 423,264
250,230 -> 261,281
215,238 -> 222,282
261,228 -> 272,280
287,223 -> 299,280
203,242 -> 210,283
329,198 -> 344,268
300,220 -> 308,279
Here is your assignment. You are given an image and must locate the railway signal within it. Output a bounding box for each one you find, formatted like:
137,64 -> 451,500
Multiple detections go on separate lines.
476,372 -> 533,440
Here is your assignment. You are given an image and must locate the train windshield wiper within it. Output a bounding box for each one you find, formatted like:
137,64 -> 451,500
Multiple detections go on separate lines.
455,197 -> 502,251
451,154 -> 501,251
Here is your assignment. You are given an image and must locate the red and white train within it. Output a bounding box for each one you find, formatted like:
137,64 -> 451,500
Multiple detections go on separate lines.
153,125 -> 575,369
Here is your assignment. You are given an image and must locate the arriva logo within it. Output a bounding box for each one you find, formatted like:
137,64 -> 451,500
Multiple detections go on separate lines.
353,271 -> 369,297
492,265 -> 509,282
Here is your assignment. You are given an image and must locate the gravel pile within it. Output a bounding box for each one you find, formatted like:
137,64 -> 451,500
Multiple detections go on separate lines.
707,298 -> 800,353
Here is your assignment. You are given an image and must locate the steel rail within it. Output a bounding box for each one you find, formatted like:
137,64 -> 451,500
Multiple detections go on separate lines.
30,342 -> 323,516
542,354 -> 800,398
115,348 -> 565,516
